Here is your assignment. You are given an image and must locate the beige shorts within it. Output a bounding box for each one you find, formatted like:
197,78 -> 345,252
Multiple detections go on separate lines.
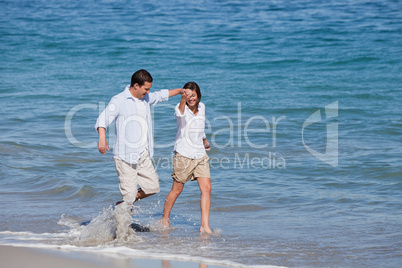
171,152 -> 211,184
114,150 -> 159,204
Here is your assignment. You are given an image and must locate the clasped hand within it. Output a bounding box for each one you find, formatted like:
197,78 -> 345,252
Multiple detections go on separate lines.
180,88 -> 192,99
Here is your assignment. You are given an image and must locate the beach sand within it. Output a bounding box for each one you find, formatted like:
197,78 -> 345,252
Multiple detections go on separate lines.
0,245 -> 226,268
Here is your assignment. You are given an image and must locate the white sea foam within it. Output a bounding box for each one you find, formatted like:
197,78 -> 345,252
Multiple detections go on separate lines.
0,240 -> 286,268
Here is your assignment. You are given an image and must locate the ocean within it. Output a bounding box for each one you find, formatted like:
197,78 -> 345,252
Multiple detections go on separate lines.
0,0 -> 401,267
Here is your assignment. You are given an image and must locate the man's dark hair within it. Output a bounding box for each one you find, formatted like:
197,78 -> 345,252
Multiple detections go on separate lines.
131,69 -> 153,87
183,81 -> 201,101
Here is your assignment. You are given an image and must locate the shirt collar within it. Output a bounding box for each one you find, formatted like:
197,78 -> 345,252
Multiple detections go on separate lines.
124,84 -> 144,101
185,102 -> 202,116
123,85 -> 133,99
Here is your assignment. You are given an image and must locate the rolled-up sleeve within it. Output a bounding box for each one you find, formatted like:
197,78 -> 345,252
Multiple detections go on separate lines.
94,96 -> 119,131
148,89 -> 169,106
174,104 -> 185,118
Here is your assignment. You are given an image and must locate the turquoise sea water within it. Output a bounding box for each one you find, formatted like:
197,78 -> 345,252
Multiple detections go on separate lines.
1,0 -> 401,267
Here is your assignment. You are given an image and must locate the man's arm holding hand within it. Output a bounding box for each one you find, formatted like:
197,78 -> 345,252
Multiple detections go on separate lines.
169,88 -> 184,98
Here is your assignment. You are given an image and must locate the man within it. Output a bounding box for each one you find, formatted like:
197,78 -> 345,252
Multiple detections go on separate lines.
95,69 -> 184,207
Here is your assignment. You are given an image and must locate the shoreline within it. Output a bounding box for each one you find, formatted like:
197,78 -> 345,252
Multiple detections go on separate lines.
0,245 -> 232,268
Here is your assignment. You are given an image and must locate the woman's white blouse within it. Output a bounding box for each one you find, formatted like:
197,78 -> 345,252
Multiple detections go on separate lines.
173,102 -> 207,159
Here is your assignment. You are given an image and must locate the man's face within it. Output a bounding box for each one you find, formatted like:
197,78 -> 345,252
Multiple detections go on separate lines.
134,81 -> 152,98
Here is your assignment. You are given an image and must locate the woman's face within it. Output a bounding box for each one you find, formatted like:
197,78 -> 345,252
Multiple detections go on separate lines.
186,89 -> 199,108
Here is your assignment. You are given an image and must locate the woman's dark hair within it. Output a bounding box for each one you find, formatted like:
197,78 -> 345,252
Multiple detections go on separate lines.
183,81 -> 201,102
131,69 -> 153,87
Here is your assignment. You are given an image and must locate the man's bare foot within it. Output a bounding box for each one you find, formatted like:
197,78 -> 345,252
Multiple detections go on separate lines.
200,226 -> 213,233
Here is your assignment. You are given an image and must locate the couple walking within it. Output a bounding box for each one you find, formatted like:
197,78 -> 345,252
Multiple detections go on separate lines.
95,69 -> 212,233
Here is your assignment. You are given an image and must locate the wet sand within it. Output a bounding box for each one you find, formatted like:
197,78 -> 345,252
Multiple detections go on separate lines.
0,245 -> 224,268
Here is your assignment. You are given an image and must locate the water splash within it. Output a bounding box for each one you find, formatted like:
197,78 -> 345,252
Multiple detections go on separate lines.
79,206 -> 117,244
114,202 -> 136,241
78,203 -> 138,245
145,218 -> 176,232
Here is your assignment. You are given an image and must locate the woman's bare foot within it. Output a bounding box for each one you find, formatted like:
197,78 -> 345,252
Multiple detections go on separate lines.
161,218 -> 170,228
200,226 -> 213,233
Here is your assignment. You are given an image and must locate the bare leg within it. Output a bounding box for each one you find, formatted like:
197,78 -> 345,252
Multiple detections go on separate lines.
135,188 -> 154,202
162,181 -> 184,227
115,188 -> 155,206
197,177 -> 212,233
